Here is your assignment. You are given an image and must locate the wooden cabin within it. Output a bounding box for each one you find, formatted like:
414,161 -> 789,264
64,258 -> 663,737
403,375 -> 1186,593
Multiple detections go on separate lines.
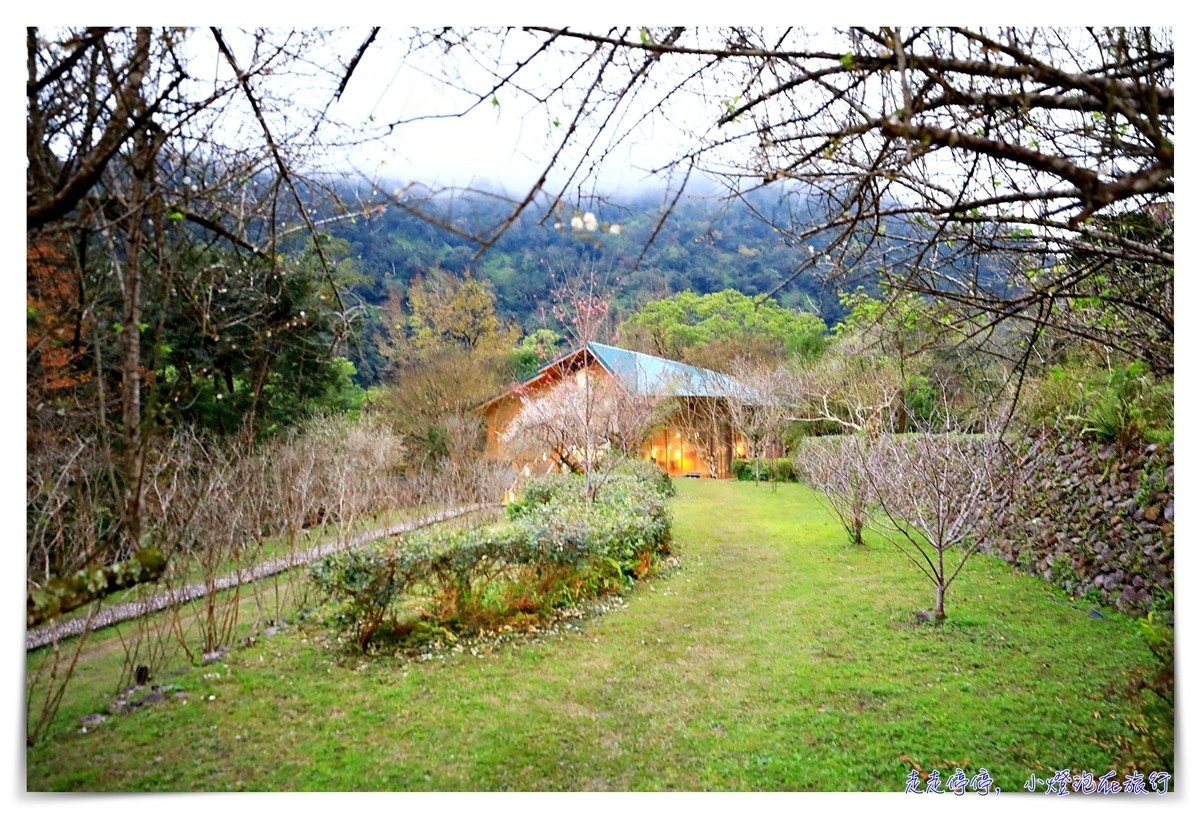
477,342 -> 750,478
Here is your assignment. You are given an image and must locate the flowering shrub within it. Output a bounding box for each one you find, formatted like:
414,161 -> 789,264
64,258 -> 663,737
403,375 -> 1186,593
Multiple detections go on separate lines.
310,467 -> 672,648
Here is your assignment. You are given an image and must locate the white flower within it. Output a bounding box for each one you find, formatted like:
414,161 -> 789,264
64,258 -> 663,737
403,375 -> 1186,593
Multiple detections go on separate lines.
570,215 -> 584,231
609,224 -> 621,235
583,212 -> 598,231
554,222 -> 564,230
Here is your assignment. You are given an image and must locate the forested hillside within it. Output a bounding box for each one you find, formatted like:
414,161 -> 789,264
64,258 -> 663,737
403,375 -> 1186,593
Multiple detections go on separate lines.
328,190 -> 840,384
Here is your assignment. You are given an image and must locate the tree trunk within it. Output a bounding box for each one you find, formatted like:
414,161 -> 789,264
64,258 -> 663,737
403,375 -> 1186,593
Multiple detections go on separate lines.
115,28 -> 155,552
119,184 -> 145,548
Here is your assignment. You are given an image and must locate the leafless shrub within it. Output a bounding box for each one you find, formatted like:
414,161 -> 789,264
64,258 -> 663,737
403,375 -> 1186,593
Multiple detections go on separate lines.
304,416 -> 401,539
27,438 -> 117,584
794,435 -> 874,546
501,368 -> 667,500
141,430 -> 256,655
434,414 -> 497,507
856,396 -> 1013,623
26,606 -> 99,746
390,412 -> 510,513
25,401 -> 509,744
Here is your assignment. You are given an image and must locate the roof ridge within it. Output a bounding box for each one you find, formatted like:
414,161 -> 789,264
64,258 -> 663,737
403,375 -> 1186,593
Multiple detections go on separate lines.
477,340 -> 752,411
587,340 -> 732,381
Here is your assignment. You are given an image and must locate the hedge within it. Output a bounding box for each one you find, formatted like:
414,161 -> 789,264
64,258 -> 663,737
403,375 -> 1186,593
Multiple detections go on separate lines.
310,467 -> 673,649
731,457 -> 797,482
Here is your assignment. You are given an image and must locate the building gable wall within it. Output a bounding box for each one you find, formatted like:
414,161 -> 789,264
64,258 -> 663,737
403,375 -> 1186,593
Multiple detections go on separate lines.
478,345 -> 744,479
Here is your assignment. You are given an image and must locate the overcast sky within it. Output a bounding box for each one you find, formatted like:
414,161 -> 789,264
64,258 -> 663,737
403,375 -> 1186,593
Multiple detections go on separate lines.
319,27 -> 722,200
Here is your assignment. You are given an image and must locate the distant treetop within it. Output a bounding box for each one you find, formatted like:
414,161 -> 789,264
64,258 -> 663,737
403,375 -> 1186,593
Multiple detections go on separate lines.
617,289 -> 827,371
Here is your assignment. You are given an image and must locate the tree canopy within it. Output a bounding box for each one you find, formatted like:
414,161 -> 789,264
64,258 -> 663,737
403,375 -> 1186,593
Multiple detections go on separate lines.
617,289 -> 827,369
372,268 -> 521,468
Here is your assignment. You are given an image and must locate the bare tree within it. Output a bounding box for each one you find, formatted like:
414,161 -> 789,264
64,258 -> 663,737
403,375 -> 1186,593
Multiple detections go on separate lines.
672,392 -> 731,479
502,267 -> 667,500
854,390 -> 1013,622
725,358 -> 790,487
782,333 -> 905,434
787,336 -> 903,544
501,368 -> 665,500
794,434 -> 873,547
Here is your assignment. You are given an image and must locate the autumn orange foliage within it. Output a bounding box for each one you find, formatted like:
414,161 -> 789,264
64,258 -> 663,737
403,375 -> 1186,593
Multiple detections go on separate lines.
27,239 -> 91,394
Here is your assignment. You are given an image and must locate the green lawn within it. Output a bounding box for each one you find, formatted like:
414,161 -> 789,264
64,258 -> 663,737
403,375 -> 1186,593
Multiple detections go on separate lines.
26,480 -> 1157,791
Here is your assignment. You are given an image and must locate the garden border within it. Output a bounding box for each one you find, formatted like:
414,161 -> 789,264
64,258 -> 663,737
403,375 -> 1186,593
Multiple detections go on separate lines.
26,504 -> 498,651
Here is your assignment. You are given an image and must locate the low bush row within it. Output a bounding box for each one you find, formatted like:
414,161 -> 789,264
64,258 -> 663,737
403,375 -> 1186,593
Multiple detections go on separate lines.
309,464 -> 674,649
731,457 -> 798,483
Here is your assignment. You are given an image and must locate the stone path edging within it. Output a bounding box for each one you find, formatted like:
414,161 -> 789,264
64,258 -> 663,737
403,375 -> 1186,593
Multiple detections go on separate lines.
26,504 -> 497,651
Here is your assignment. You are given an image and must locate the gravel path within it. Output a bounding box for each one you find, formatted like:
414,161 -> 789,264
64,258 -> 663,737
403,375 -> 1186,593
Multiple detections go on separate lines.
26,504 -> 497,651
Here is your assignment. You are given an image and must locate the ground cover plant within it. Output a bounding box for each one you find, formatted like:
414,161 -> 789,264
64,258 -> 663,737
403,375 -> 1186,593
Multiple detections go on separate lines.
26,480 -> 1161,791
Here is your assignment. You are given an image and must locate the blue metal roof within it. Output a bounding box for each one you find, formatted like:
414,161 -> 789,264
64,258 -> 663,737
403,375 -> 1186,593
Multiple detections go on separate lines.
587,342 -> 749,398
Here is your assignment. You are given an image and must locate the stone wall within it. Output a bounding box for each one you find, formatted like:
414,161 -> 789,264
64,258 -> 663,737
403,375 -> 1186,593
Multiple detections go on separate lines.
982,437 -> 1174,622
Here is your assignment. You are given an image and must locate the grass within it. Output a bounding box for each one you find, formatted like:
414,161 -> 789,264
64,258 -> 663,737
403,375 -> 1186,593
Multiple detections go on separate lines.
25,506 -> 504,729
26,480 -> 1158,791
